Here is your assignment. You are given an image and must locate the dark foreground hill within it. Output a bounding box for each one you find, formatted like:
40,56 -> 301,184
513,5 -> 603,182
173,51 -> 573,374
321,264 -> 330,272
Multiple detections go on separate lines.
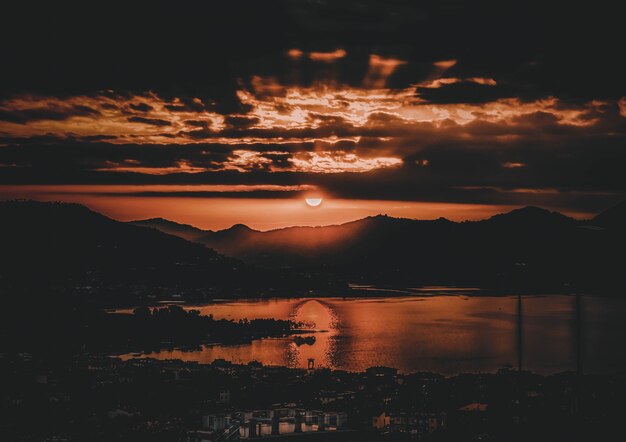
136,202 -> 626,292
0,200 -> 318,306
130,217 -> 208,241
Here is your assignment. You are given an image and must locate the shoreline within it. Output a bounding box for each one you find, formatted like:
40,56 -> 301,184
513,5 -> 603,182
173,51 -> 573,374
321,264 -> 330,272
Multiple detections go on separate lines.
106,354 -> 626,379
106,290 -> 615,313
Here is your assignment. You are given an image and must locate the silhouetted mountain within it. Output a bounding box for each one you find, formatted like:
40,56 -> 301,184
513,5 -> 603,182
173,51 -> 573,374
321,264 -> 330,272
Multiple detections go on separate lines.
593,200 -> 626,228
0,201 -> 317,305
189,208 -> 578,267
6,200 -> 622,299
196,220 -> 359,263
211,223 -> 257,241
130,217 -> 210,241
140,204 -> 626,292
484,206 -> 575,227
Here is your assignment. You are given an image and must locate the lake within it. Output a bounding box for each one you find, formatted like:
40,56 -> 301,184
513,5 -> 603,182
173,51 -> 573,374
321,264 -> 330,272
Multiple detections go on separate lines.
118,295 -> 626,374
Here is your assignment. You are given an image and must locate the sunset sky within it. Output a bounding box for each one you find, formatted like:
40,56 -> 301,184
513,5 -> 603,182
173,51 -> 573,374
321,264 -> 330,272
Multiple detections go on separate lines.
1,1 -> 624,229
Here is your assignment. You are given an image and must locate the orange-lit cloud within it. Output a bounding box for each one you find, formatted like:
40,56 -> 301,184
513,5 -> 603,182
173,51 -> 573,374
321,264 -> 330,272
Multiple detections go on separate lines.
221,150 -> 402,173
222,150 -> 278,172
94,160 -> 210,175
288,151 -> 402,173
502,162 -> 526,169
433,59 -> 457,70
309,48 -> 346,62
0,93 -> 225,144
0,58 -> 622,185
0,73 -> 609,151
419,77 -> 497,89
619,97 -> 626,118
363,55 -> 407,88
286,48 -> 304,60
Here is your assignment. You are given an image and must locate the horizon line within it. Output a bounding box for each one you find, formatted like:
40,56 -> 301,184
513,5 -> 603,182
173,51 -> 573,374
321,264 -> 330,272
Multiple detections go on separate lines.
3,198 -> 615,233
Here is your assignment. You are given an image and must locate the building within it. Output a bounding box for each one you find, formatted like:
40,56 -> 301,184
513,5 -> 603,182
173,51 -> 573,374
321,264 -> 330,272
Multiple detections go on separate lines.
218,388 -> 231,403
373,411 -> 391,429
201,413 -> 231,431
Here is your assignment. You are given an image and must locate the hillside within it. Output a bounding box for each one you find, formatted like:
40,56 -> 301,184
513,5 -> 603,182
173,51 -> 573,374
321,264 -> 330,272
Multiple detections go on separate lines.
0,201 -> 312,305
130,217 -> 209,241
136,204 -> 626,291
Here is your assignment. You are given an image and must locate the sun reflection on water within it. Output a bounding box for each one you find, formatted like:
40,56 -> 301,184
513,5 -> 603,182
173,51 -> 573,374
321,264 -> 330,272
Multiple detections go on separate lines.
287,299 -> 339,369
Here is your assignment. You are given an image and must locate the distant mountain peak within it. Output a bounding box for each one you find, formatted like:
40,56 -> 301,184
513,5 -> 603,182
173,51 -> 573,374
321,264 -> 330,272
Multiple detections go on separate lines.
366,214 -> 394,222
508,205 -> 552,215
362,213 -> 451,225
134,217 -> 186,226
487,206 -> 573,224
227,223 -> 255,232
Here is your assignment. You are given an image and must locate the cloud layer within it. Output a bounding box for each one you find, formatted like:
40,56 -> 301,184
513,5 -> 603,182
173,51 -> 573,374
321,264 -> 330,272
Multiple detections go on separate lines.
1,0 -> 625,216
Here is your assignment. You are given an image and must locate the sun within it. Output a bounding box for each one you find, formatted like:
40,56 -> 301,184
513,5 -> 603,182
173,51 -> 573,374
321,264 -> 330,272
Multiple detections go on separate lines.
305,198 -> 323,207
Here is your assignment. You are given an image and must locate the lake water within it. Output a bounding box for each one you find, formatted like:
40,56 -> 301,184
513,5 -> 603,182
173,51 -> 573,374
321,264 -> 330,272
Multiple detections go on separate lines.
118,295 -> 626,374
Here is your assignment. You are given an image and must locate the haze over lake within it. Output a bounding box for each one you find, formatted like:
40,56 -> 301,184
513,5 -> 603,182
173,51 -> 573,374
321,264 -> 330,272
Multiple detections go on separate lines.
119,295 -> 626,374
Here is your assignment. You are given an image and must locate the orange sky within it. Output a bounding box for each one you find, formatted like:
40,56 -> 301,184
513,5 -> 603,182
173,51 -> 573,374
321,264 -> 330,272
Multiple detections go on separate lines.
0,184 -> 593,230
2,3 -> 624,226
1,50 -> 623,220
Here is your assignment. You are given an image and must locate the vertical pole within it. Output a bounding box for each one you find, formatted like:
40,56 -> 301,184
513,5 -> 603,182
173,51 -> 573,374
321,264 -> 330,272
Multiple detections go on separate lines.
574,293 -> 583,415
575,293 -> 582,376
517,294 -> 523,372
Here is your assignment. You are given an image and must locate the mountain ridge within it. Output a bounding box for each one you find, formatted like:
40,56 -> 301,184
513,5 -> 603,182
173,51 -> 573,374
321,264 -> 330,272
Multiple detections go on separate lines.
133,205 -> 588,236
130,217 -> 211,241
133,205 -> 585,248
130,202 -> 626,291
4,200 -> 625,297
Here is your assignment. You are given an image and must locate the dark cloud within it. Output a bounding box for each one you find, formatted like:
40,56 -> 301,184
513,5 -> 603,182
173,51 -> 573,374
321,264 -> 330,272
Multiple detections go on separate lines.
224,116 -> 260,129
184,120 -> 211,128
180,128 -> 214,139
164,98 -> 206,113
0,104 -> 99,124
127,116 -> 172,126
78,135 -> 119,142
1,1 -> 623,106
129,102 -> 153,112
510,111 -> 561,127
